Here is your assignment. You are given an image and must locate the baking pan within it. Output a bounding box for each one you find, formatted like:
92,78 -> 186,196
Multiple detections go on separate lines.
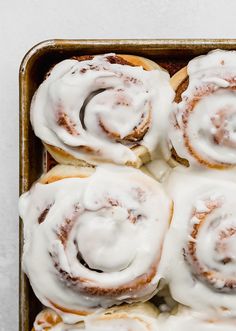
19,39 -> 236,331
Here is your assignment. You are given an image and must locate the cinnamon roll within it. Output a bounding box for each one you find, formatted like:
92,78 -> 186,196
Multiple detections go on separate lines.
19,164 -> 172,323
32,303 -> 159,331
157,306 -> 236,331
169,50 -> 236,169
160,168 -> 236,316
30,53 -> 174,167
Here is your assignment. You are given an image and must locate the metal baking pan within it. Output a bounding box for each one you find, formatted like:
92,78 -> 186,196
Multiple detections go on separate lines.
19,39 -> 236,331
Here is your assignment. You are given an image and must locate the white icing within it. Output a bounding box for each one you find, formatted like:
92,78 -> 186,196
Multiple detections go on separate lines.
143,160 -> 172,182
33,306 -> 236,331
169,49 -> 236,169
19,165 -> 171,323
30,54 -> 174,165
84,313 -> 158,331
160,168 -> 236,316
157,307 -> 236,331
33,305 -> 159,331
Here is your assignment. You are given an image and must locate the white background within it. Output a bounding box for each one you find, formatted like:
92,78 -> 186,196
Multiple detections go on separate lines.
1,0 -> 236,330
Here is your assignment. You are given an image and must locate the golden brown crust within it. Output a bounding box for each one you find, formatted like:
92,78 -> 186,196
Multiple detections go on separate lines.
170,66 -> 189,103
117,54 -> 162,71
44,144 -> 92,168
99,302 -> 159,319
32,308 -> 62,331
169,67 -> 190,167
39,164 -> 95,184
72,54 -> 94,62
32,303 -> 159,331
169,65 -> 235,169
170,66 -> 188,91
48,301 -> 90,317
170,147 -> 190,167
44,143 -> 150,168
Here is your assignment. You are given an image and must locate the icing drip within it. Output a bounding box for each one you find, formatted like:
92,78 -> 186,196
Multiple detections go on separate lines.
30,54 -> 174,166
157,307 -> 236,331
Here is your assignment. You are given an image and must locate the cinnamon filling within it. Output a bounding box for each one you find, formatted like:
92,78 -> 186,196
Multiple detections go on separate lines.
57,113 -> 78,136
38,205 -> 53,224
99,110 -> 151,143
211,108 -> 236,148
175,83 -> 236,169
76,251 -> 103,273
54,54 -> 151,149
49,197 -> 158,297
34,310 -> 62,330
57,218 -> 75,247
174,77 -> 189,103
185,200 -> 236,292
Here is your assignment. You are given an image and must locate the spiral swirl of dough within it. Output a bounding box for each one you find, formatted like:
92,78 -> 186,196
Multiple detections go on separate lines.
161,169 -> 236,316
19,164 -> 172,323
169,50 -> 236,169
31,54 -> 173,167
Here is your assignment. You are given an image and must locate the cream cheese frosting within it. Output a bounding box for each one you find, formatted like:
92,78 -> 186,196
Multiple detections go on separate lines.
169,50 -> 236,169
157,307 -> 236,331
19,164 -> 172,323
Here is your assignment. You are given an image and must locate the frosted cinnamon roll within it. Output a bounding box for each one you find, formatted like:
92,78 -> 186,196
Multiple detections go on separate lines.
30,53 -> 174,167
32,303 -> 159,331
157,306 -> 236,331
169,50 -> 236,169
19,164 -> 172,323
160,169 -> 236,316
